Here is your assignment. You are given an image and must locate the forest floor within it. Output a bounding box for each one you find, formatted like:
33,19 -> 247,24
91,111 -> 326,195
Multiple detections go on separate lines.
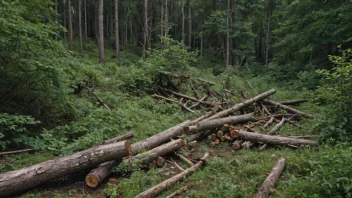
3,46 -> 328,198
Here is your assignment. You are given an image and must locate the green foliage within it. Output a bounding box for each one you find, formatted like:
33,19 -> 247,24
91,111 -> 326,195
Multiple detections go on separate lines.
314,48 -> 352,142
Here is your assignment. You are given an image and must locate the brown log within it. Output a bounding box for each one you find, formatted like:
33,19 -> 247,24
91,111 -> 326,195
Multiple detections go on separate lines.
220,136 -> 226,142
254,157 -> 286,198
278,99 -> 307,106
0,141 -> 131,196
209,142 -> 216,147
0,148 -> 34,156
263,117 -> 274,128
190,83 -> 201,99
221,124 -> 230,132
157,157 -> 165,168
189,95 -> 208,109
135,153 -> 210,198
263,99 -> 313,118
232,140 -> 244,151
217,131 -> 224,138
261,118 -> 287,151
242,141 -> 254,149
102,131 -> 134,145
238,131 -> 318,146
209,134 -> 217,141
166,185 -> 189,198
224,134 -> 232,141
197,78 -> 216,85
171,158 -> 185,172
176,153 -> 194,167
204,89 -> 276,121
86,160 -> 119,188
214,139 -> 220,145
190,111 -> 216,125
230,130 -> 239,139
92,92 -> 111,110
185,113 -> 254,134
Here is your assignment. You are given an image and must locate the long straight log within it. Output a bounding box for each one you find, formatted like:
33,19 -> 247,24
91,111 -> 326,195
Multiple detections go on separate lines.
263,99 -> 313,118
204,89 -> 276,121
0,148 -> 34,156
254,157 -> 286,198
278,99 -> 307,106
102,131 -> 134,145
185,113 -> 254,134
260,118 -> 286,151
0,141 -> 131,197
135,153 -> 210,198
238,131 -> 318,146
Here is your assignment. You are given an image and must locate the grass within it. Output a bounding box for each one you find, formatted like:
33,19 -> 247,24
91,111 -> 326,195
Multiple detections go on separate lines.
5,43 -> 339,198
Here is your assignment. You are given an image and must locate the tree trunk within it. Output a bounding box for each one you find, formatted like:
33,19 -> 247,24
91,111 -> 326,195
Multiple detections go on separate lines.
114,0 -> 120,61
85,160 -> 119,188
160,0 -> 164,38
187,0 -> 191,48
142,0 -> 148,58
98,0 -> 104,63
84,0 -> 88,43
135,153 -> 209,198
55,0 -> 58,40
68,0 -> 73,50
102,132 -> 134,145
205,89 -> 276,121
261,118 -> 286,151
265,10 -> 271,65
263,99 -> 313,118
185,113 -> 254,134
181,0 -> 185,43
254,157 -> 286,198
0,141 -> 131,197
238,131 -> 318,146
226,0 -> 230,71
164,0 -> 169,37
78,0 -> 83,55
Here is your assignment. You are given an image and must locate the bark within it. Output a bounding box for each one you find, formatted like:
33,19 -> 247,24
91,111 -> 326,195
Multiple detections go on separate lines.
190,111 -> 216,125
170,91 -> 219,106
187,0 -> 191,47
197,78 -> 216,85
278,99 -> 307,106
263,117 -> 274,128
190,83 -> 201,99
142,0 -> 148,58
68,0 -> 73,50
135,153 -> 209,198
175,153 -> 194,167
238,131 -> 318,146
181,0 -> 185,43
0,148 -> 33,156
263,99 -> 313,118
185,113 -> 254,134
102,132 -> 134,145
92,92 -> 111,110
254,157 -> 286,198
114,0 -> 120,61
55,0 -> 58,40
268,117 -> 286,135
153,94 -> 198,115
86,160 -> 119,188
164,0 -> 169,37
204,89 -> 276,121
78,0 -> 83,55
0,141 -> 131,197
166,185 -> 189,198
232,140 -> 244,151
84,0 -> 88,42
226,0 -> 230,71
98,0 -> 105,63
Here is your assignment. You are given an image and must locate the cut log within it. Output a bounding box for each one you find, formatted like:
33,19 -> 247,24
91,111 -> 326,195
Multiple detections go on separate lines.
0,148 -> 34,156
102,131 -> 134,145
92,92 -> 111,110
263,99 -> 313,118
166,185 -> 189,198
224,134 -> 232,141
86,160 -> 119,188
185,113 -> 254,134
157,157 -> 165,168
221,124 -> 230,132
135,153 -> 210,198
214,139 -> 220,145
220,136 -> 226,142
242,141 -> 254,149
209,134 -> 217,141
232,140 -> 244,151
190,111 -> 216,125
170,158 -> 185,172
261,118 -> 287,151
278,99 -> 307,106
176,153 -> 194,167
0,141 -> 131,197
238,131 -> 318,146
253,157 -> 286,198
190,83 -> 201,99
209,142 -> 216,147
217,131 -> 224,138
204,89 -> 276,121
263,117 -> 274,128
230,130 -> 240,139
188,141 -> 198,149
197,78 -> 216,85
189,95 -> 208,109
170,91 -> 219,106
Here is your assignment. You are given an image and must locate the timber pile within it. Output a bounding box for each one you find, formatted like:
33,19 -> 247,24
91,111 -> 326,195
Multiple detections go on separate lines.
0,76 -> 318,197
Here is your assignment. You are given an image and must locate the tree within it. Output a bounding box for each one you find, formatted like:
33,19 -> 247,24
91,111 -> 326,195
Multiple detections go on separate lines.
78,0 -> 83,55
187,0 -> 191,48
68,0 -> 73,50
84,0 -> 88,43
142,0 -> 148,58
114,0 -> 120,61
98,0 -> 104,63
226,0 -> 230,71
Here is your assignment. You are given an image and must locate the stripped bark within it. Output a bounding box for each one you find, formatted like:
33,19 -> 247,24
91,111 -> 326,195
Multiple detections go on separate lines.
102,132 -> 134,145
238,131 -> 318,146
253,157 -> 286,198
263,99 -> 313,118
0,141 -> 131,196
135,153 -> 209,198
204,89 -> 276,121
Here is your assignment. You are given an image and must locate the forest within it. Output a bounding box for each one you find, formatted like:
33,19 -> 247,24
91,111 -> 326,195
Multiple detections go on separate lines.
0,0 -> 351,197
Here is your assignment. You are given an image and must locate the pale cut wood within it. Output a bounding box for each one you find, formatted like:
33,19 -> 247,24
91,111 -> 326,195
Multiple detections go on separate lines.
238,131 -> 318,146
253,157 -> 286,198
135,153 -> 210,198
0,148 -> 33,156
102,131 -> 134,145
166,185 -> 189,198
204,89 -> 276,121
185,113 -> 254,134
176,153 -> 194,167
261,118 -> 287,151
86,160 -> 119,188
0,141 -> 131,197
263,99 -> 313,118
232,140 -> 245,151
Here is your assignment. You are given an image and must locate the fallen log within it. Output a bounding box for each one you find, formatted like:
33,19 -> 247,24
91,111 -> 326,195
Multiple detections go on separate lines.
253,157 -> 286,198
153,94 -> 198,115
197,78 -> 216,85
86,160 -> 119,188
0,141 -> 131,197
135,152 -> 210,198
0,148 -> 34,156
166,186 -> 189,198
185,113 -> 254,134
169,91 -> 219,106
260,118 -> 286,151
92,92 -> 111,110
102,131 -> 134,145
263,117 -> 274,128
263,99 -> 313,118
190,83 -> 201,99
189,95 -> 208,109
238,131 -> 318,146
190,111 -> 216,125
278,99 -> 307,106
176,153 -> 194,167
204,89 -> 276,121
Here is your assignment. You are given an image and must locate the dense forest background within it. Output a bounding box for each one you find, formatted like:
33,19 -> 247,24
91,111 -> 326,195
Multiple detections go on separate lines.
0,0 -> 351,197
